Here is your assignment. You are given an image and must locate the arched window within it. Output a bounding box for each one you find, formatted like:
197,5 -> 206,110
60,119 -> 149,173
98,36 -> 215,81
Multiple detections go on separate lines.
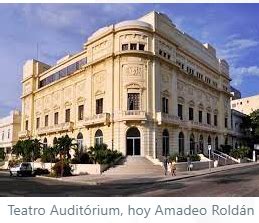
190,133 -> 195,155
43,137 -> 47,149
162,129 -> 169,156
199,135 -> 204,153
77,132 -> 84,153
208,135 -> 212,146
95,129 -> 103,146
215,136 -> 219,150
179,132 -> 184,156
53,137 -> 57,148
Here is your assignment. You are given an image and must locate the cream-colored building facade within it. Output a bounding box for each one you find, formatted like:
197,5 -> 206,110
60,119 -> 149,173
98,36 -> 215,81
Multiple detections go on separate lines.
0,110 -> 21,155
231,94 -> 259,115
19,11 -> 232,161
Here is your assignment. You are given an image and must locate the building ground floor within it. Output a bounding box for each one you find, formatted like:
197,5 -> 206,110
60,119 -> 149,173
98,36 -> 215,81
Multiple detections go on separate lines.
32,121 -> 232,161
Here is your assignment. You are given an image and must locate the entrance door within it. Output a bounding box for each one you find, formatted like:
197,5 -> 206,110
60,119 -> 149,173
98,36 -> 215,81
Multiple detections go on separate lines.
126,127 -> 141,156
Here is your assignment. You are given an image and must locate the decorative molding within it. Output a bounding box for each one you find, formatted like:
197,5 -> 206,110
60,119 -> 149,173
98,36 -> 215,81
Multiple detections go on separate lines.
64,101 -> 72,107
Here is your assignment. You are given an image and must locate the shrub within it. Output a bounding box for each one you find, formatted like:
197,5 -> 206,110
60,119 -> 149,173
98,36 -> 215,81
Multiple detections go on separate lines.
230,146 -> 250,159
8,159 -> 21,168
0,148 -> 5,161
190,154 -> 201,161
219,145 -> 233,154
71,152 -> 92,164
88,144 -> 122,164
34,168 -> 50,176
52,161 -> 72,177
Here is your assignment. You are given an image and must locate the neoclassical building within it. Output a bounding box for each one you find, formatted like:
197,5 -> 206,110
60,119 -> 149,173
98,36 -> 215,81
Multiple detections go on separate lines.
19,11 -> 232,161
0,110 -> 21,157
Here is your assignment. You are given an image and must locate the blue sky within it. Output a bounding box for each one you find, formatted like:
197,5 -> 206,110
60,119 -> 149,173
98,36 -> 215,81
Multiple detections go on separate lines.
0,3 -> 259,117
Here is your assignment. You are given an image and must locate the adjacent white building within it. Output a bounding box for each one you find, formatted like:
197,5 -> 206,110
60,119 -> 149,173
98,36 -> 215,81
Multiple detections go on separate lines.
0,110 -> 21,156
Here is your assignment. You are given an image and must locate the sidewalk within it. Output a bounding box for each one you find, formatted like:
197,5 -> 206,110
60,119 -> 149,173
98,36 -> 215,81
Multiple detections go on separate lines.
37,161 -> 259,185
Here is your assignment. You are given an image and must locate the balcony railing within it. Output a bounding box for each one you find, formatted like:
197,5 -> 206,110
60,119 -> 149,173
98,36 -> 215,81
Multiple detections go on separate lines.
116,110 -> 147,122
18,130 -> 31,139
156,112 -> 180,125
184,120 -> 218,132
37,122 -> 74,135
84,113 -> 111,127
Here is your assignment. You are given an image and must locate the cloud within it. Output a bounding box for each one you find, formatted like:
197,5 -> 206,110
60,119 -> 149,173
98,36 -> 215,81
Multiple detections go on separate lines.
231,66 -> 259,86
219,37 -> 259,63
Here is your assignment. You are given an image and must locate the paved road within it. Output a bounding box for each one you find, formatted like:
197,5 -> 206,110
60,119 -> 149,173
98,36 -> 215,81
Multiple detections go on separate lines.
1,164 -> 259,196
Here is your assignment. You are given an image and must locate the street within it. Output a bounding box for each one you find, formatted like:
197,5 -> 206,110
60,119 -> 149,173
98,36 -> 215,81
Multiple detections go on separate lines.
0,164 -> 259,196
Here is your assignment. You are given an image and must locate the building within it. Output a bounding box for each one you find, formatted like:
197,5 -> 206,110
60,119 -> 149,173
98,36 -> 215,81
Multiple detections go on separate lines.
0,110 -> 21,157
19,11 -> 232,161
230,86 -> 241,100
228,109 -> 247,148
231,94 -> 259,115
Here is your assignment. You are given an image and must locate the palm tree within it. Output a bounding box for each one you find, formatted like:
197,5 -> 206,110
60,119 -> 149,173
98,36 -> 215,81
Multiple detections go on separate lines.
56,135 -> 77,177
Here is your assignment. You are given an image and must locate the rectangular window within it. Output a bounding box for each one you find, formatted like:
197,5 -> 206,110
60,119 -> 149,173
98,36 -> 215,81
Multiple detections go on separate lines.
225,117 -> 228,128
139,44 -> 145,51
78,105 -> 84,121
54,112 -> 59,125
127,93 -> 140,110
65,109 -> 70,122
36,117 -> 40,129
162,97 -> 168,113
178,104 -> 183,120
7,129 -> 10,139
25,120 -> 29,130
96,98 -> 103,114
199,111 -> 202,123
122,44 -> 128,51
207,113 -> 211,125
189,107 -> 194,121
130,43 -> 137,50
45,115 -> 49,127
214,115 -> 218,126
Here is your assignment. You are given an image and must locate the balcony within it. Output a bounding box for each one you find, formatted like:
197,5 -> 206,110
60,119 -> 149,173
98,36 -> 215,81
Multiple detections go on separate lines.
116,110 -> 147,123
37,122 -> 74,136
184,120 -> 218,132
84,113 -> 111,127
156,112 -> 180,125
18,130 -> 31,139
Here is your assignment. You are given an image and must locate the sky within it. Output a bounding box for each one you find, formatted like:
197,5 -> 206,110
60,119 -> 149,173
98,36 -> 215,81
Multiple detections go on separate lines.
0,3 -> 259,117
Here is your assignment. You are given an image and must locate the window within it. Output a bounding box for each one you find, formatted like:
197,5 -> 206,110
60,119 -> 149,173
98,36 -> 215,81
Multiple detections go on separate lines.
2,131 -> 4,141
95,129 -> 103,145
45,115 -> 49,127
96,98 -> 103,114
122,44 -> 128,51
139,44 -> 145,51
7,129 -> 10,139
167,54 -> 171,60
178,104 -> 183,120
225,117 -> 228,128
163,52 -> 167,57
130,43 -> 137,50
214,115 -> 218,126
162,97 -> 168,113
25,120 -> 29,130
199,111 -> 202,123
65,109 -> 70,122
43,138 -> 47,149
77,132 -> 84,153
159,49 -> 162,55
54,112 -> 59,125
128,93 -> 140,110
179,132 -> 185,156
36,117 -> 40,129
162,129 -> 169,156
78,105 -> 84,121
207,113 -> 211,125
189,107 -> 194,121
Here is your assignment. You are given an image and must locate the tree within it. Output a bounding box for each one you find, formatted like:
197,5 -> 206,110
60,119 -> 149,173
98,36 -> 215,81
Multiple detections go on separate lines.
55,135 -> 77,177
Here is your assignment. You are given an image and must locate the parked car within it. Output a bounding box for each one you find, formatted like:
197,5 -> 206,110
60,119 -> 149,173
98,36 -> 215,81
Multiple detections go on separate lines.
9,162 -> 35,177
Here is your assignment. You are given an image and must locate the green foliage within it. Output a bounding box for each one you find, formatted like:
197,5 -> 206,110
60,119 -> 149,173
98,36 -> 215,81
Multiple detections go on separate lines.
0,148 -> 5,161
41,146 -> 58,163
12,139 -> 42,162
8,159 -> 21,168
55,135 -> 77,160
52,160 -> 72,177
34,168 -> 50,176
71,151 -> 91,164
88,144 -> 122,164
229,146 -> 250,159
